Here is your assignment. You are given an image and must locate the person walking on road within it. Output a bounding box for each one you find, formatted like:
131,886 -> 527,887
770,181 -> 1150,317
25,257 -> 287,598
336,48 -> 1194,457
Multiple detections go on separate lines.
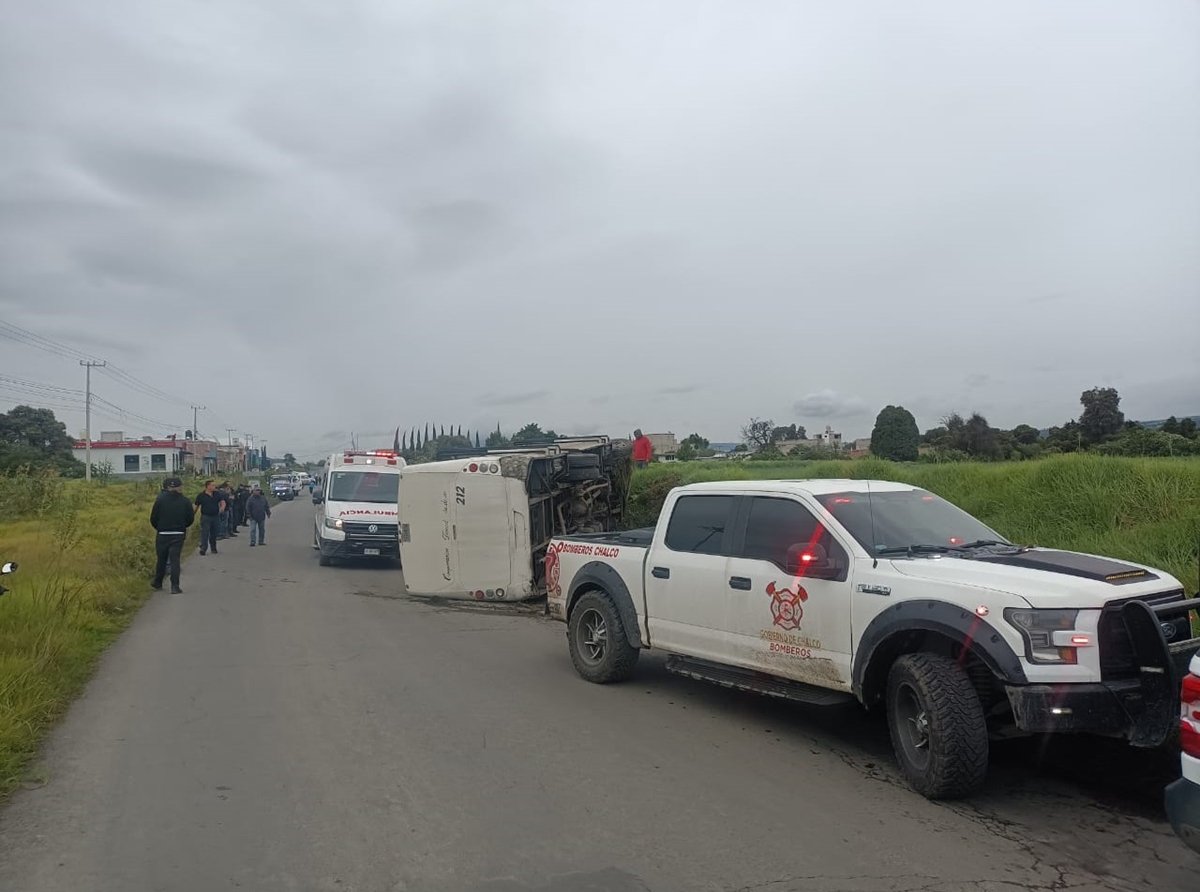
194,479 -> 225,555
246,484 -> 271,547
632,429 -> 654,469
150,476 -> 193,593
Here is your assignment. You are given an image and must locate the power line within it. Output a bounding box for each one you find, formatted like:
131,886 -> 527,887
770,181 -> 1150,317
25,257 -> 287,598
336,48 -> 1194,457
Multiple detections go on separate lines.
0,318 -> 236,434
97,364 -> 193,407
0,373 -> 85,398
91,393 -> 188,432
2,318 -> 195,406
0,320 -> 101,362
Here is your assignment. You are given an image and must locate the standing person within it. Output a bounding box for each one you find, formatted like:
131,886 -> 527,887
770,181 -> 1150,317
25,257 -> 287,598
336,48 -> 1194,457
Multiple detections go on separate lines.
632,429 -> 654,469
194,479 -> 225,555
150,476 -> 193,593
235,483 -> 250,529
216,482 -> 236,538
246,484 -> 271,547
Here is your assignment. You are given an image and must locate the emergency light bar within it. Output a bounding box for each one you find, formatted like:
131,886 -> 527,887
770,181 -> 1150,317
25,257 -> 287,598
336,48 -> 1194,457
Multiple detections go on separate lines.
342,450 -> 401,465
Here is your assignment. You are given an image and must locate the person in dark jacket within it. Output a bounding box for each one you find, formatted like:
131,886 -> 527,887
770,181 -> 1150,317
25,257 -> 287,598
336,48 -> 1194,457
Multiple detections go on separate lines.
150,476 -> 194,593
246,485 -> 272,546
215,482 -> 237,539
194,479 -> 225,555
236,483 -> 250,527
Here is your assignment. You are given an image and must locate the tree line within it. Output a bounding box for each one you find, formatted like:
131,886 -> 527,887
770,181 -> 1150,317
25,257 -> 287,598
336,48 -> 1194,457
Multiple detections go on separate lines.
869,387 -> 1198,462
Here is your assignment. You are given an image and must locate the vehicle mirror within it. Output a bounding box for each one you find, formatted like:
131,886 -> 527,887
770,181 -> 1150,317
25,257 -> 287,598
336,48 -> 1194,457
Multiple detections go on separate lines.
312,494 -> 324,504
784,542 -> 840,579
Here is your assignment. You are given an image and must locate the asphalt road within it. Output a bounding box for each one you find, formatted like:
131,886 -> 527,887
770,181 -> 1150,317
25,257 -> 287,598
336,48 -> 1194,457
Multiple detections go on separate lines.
0,500 -> 1194,892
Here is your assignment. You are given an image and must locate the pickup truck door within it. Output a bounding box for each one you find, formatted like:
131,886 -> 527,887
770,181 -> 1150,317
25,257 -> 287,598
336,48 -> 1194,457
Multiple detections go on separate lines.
643,493 -> 738,663
722,495 -> 854,690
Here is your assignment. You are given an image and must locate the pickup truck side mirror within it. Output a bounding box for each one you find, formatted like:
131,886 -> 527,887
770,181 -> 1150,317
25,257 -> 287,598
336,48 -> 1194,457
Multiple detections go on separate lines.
785,542 -> 842,581
312,494 -> 324,504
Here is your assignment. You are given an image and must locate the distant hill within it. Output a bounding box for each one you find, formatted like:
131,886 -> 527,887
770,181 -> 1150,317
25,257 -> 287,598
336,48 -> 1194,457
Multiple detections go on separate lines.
1137,416 -> 1200,430
1039,416 -> 1199,437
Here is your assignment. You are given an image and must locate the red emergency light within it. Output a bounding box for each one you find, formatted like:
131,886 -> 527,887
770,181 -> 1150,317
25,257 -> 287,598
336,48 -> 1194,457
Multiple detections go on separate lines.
343,450 -> 399,465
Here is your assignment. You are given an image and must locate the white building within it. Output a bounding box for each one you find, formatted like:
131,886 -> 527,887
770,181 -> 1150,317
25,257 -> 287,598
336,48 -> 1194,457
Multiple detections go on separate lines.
816,425 -> 843,447
646,432 -> 679,461
73,436 -> 187,477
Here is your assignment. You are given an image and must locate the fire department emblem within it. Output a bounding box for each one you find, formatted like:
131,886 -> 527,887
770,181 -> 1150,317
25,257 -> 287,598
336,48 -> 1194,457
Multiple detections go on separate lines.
545,546 -> 562,599
766,581 -> 808,631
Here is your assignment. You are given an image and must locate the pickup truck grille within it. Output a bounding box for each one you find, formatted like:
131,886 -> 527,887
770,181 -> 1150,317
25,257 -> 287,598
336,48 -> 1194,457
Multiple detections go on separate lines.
1098,590 -> 1190,680
341,521 -> 398,541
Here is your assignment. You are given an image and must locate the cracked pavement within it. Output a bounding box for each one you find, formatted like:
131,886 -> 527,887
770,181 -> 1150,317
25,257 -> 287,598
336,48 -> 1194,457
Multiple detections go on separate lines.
0,502 -> 1194,891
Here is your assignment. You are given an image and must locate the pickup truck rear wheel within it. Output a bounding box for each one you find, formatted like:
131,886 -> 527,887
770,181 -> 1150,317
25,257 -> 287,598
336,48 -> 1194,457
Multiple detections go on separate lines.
886,653 -> 988,799
568,590 -> 639,683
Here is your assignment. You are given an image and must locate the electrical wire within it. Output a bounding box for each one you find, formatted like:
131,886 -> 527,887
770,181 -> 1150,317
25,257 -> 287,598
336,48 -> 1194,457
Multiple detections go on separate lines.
0,318 -> 238,434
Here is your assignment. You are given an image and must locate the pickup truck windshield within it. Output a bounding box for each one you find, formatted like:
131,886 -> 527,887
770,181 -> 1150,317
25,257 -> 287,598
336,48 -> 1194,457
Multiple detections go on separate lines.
328,470 -> 399,504
816,489 -> 1005,554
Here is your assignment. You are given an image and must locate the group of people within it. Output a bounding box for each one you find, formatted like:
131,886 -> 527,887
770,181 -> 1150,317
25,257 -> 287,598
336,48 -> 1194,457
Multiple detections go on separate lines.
149,477 -> 274,593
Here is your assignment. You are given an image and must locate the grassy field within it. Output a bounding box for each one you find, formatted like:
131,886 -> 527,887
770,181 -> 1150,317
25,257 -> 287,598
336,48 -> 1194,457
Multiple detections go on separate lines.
0,474 -> 259,797
627,454 -> 1200,595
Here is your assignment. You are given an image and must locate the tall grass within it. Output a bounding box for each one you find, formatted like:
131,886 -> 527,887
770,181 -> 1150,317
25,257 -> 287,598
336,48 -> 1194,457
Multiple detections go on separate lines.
628,454 -> 1200,593
0,476 -> 190,796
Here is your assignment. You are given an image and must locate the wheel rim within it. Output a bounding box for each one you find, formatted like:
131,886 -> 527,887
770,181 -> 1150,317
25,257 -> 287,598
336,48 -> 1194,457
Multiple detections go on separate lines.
895,681 -> 931,770
575,608 -> 607,665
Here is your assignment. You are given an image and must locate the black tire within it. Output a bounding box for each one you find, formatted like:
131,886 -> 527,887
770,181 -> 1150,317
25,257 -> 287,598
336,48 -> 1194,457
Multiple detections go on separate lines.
318,553 -> 333,567
886,652 -> 988,799
567,590 -> 639,683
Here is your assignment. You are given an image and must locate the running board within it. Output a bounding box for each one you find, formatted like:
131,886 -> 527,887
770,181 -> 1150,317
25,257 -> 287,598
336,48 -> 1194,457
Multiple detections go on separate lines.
665,655 -> 854,707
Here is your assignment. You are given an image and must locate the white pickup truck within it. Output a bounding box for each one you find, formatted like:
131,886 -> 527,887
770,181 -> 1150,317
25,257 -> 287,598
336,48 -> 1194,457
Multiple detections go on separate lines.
546,479 -> 1200,799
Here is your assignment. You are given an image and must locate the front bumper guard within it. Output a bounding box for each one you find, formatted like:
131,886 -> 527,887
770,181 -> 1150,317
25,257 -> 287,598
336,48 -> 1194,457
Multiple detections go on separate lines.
1007,594 -> 1200,747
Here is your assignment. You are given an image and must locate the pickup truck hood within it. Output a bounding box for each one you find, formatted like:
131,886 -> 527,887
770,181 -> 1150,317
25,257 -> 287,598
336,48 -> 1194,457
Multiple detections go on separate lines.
889,548 -> 1183,607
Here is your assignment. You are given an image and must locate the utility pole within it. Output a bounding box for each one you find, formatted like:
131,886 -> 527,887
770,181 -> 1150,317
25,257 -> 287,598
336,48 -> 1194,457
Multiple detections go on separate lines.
79,359 -> 107,482
188,405 -> 205,475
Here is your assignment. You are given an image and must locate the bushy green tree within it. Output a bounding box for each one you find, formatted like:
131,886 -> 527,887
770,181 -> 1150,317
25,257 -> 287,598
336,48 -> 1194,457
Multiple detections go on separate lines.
1011,424 -> 1040,445
511,423 -> 557,446
0,405 -> 84,475
1096,427 -> 1200,457
1079,387 -> 1124,443
870,406 -> 919,461
741,417 -> 774,453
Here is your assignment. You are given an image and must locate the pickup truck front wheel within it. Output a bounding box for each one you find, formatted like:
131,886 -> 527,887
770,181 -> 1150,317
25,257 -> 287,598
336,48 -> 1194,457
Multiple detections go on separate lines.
886,653 -> 988,799
568,590 -> 639,684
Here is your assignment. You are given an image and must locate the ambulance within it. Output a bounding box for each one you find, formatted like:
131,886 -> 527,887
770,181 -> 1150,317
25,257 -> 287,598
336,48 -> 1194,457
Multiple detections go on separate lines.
312,450 -> 406,566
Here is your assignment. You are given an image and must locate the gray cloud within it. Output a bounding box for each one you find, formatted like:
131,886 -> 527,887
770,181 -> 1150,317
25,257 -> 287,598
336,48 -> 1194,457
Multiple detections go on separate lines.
793,390 -> 868,420
476,391 -> 550,407
1,1 -> 1196,449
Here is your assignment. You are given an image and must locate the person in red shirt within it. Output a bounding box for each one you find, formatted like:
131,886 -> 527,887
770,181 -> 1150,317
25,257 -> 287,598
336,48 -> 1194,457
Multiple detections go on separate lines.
632,429 -> 653,468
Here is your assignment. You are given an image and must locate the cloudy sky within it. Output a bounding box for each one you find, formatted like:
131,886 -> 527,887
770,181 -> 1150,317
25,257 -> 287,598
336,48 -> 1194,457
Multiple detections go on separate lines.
1,0 -> 1197,457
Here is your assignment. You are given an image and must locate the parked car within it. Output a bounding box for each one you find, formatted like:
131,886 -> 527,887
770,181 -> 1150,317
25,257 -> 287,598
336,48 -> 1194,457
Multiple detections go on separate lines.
1166,653 -> 1200,853
270,476 -> 295,501
546,479 -> 1200,799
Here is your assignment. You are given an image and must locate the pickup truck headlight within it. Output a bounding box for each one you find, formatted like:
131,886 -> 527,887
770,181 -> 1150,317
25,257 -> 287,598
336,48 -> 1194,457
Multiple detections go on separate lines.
1004,608 -> 1081,664
323,517 -> 343,530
